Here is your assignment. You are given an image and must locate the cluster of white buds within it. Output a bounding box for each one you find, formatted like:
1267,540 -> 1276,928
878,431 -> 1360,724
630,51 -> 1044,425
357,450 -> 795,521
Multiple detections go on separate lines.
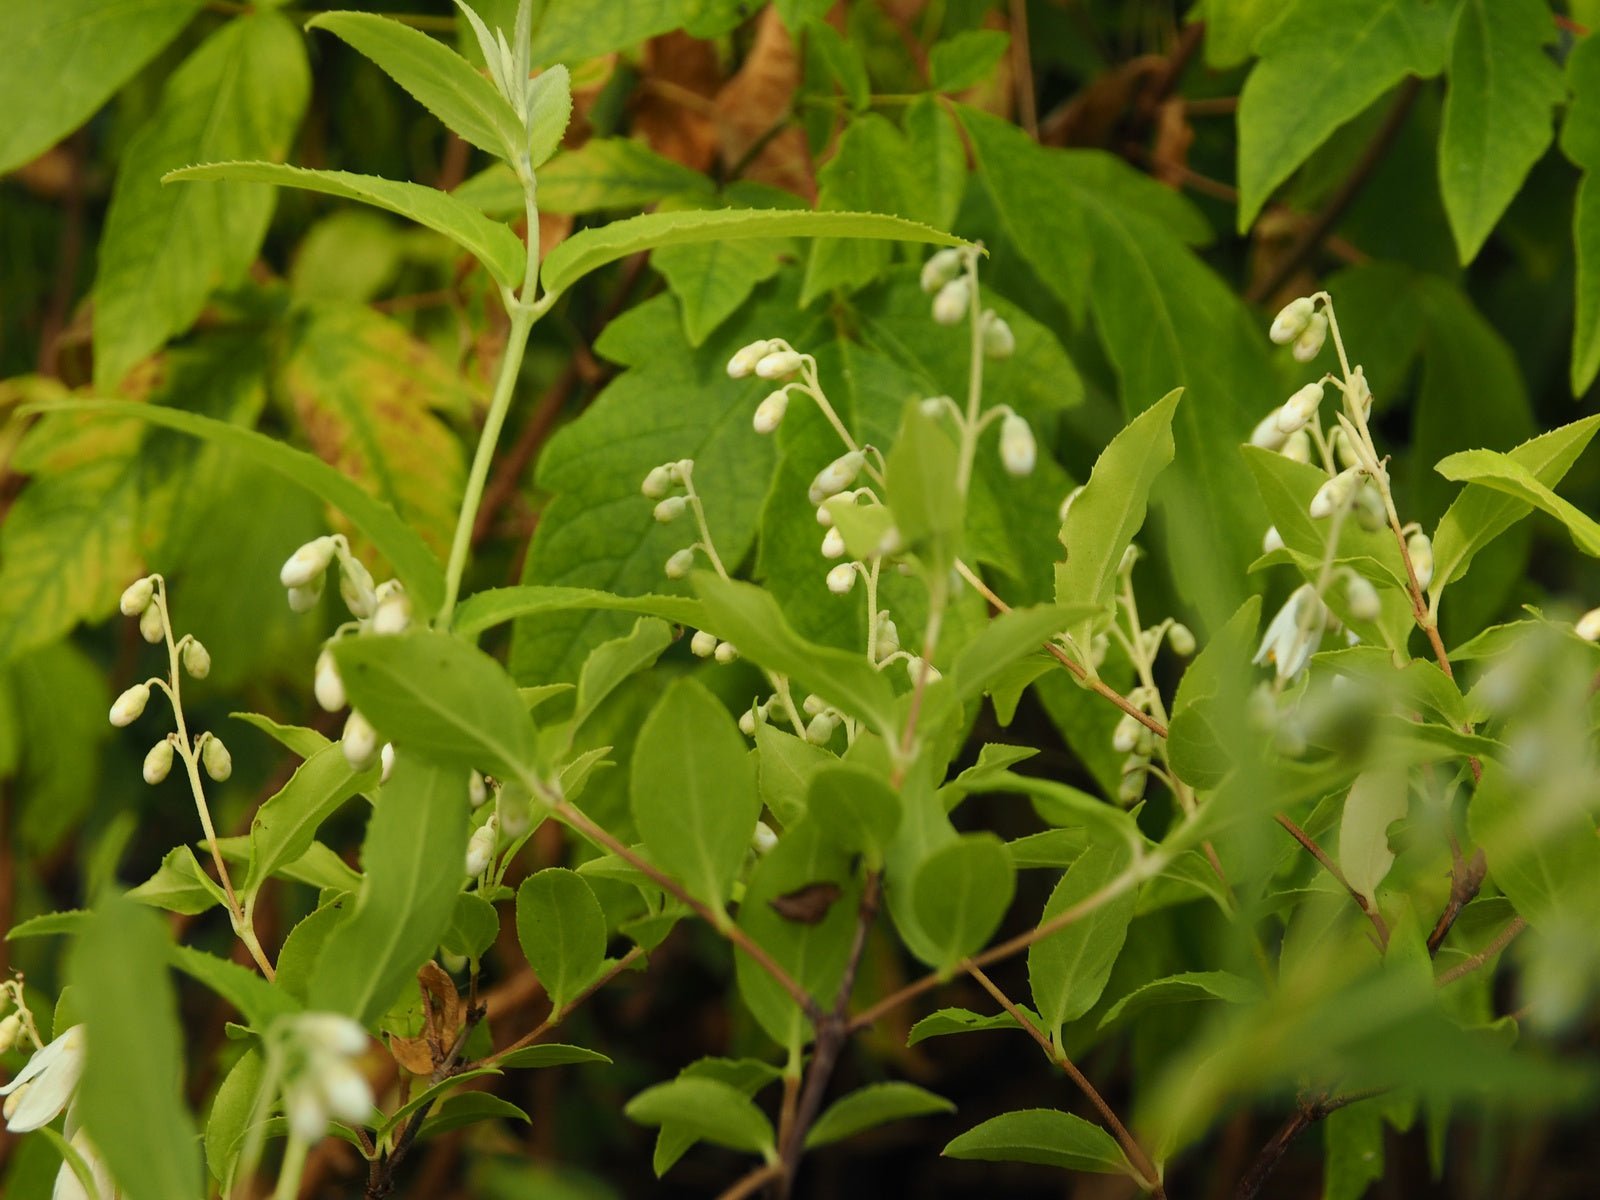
1250,382 -> 1325,451
980,310 -> 1015,358
999,412 -> 1036,477
1253,584 -> 1326,681
921,248 -> 972,326
278,534 -> 385,621
121,573 -> 173,647
800,693 -> 844,744
275,1013 -> 373,1143
1268,295 -> 1328,362
1407,531 -> 1434,590
466,813 -> 498,877
727,338 -> 805,381
1111,711 -> 1157,757
640,459 -> 706,579
689,628 -> 740,664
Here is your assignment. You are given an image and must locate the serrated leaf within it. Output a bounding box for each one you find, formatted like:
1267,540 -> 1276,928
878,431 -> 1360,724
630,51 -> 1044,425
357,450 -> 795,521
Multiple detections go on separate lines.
418,1092 -> 529,1140
456,585 -> 704,638
516,868 -> 606,1015
1564,36 -> 1600,392
572,617 -> 673,733
1098,970 -> 1262,1030
243,742 -> 374,899
497,1043 -> 613,1069
538,137 -> 714,214
526,64 -> 571,167
205,1049 -> 263,1185
906,1006 -> 1029,1045
930,29 -> 1010,92
805,1082 -> 955,1149
1028,840 -> 1136,1040
170,946 -> 298,1029
944,1108 -> 1132,1175
1435,448 -> 1600,557
129,845 -> 226,915
165,161 -> 525,289
530,0 -> 732,66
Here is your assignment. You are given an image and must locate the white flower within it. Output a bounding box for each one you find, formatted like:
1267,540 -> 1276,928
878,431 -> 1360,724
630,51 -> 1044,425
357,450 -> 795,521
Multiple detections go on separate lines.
999,413 -> 1036,476
52,1130 -> 116,1200
1,1026 -> 85,1133
202,736 -> 232,782
826,564 -> 856,595
1577,607 -> 1600,642
690,630 -> 718,657
653,496 -> 687,523
755,349 -> 804,379
753,391 -> 789,434
981,311 -> 1015,358
640,465 -> 674,498
342,711 -> 379,771
726,339 -> 775,379
1292,311 -> 1328,362
932,277 -> 970,325
664,548 -> 696,579
1276,383 -> 1324,434
109,684 -> 150,728
315,648 -> 346,712
119,576 -> 154,617
920,247 -> 963,293
280,537 -> 337,590
181,638 -> 211,679
371,582 -> 411,636
143,740 -> 174,785
808,451 -> 866,505
820,527 -> 846,559
1407,531 -> 1434,591
1269,296 -> 1315,345
278,1013 -> 373,1143
1249,410 -> 1290,451
1253,584 -> 1323,680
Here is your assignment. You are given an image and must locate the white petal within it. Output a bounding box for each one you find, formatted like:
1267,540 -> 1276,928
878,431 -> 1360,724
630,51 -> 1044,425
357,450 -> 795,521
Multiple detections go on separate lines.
316,1062 -> 375,1127
284,1081 -> 328,1144
295,1013 -> 367,1058
2,1028 -> 85,1132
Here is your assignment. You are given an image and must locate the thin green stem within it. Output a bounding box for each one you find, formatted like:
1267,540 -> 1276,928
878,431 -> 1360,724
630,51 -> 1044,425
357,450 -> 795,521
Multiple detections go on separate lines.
273,1132 -> 308,1200
954,253 -> 987,496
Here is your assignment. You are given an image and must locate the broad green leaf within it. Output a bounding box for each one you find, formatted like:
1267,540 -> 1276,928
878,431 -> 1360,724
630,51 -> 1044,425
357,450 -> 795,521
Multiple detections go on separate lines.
539,137 -> 714,214
30,399 -> 446,618
651,1057 -> 785,1176
1054,389 -> 1181,636
516,868 -> 607,1015
205,1049 -> 264,1185
442,891 -> 500,961
333,630 -> 540,780
129,845 -> 226,915
164,162 -> 526,289
1005,829 -> 1090,869
1468,760 -> 1600,929
990,772 -> 1141,848
930,29 -> 1011,92
1235,0 -> 1452,230
309,756 -> 469,1025
377,1068 -> 502,1138
70,898 -> 202,1200
885,406 -> 963,571
7,910 -> 91,940
243,743 -> 374,898
92,13 -> 309,386
755,723 -> 834,828
0,0 -> 203,174
231,712 -> 331,760
910,833 -> 1016,973
624,1077 -> 777,1160
1344,770 -> 1409,905
497,1043 -> 614,1069
1434,448 -> 1600,557
274,901 -> 348,1006
905,1006 -> 1028,1046
1028,841 -> 1136,1040
1098,971 -> 1262,1031
540,208 -> 966,298
629,677 -> 759,909
417,1092 -> 529,1140
947,603 -> 1101,708
1,641 -> 108,850
1563,32 -> 1600,392
943,1108 -> 1132,1175
526,65 -> 572,167
1430,416 -> 1600,596
1437,0 -> 1563,262
572,617 -> 674,733
809,20 -> 869,110
1199,0 -> 1278,69
307,12 -> 522,159
456,585 -> 704,638
170,946 -> 297,1029
1166,596 -> 1262,790
805,1082 -> 955,1149
806,763 -> 902,866
530,0 -> 737,66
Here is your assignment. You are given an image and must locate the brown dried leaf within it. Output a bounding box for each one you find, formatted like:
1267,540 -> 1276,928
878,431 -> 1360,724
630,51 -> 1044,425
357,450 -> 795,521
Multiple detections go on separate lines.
634,32 -> 721,172
715,8 -> 814,199
387,1033 -> 435,1075
768,881 -> 844,925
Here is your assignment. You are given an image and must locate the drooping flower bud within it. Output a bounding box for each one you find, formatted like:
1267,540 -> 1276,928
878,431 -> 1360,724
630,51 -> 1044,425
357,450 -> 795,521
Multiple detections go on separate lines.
342,710 -> 379,770
753,391 -> 789,434
1345,573 -> 1381,622
826,563 -> 856,595
932,277 -> 970,325
468,770 -> 489,807
690,630 -> 718,657
371,582 -> 411,635
751,821 -> 778,855
1275,382 -> 1324,434
905,656 -> 942,686
821,527 -> 846,559
1292,312 -> 1328,363
109,684 -> 150,728
182,638 -> 211,680
1352,483 -> 1386,531
738,709 -> 759,737
805,713 -> 838,745
727,339 -> 775,379
139,603 -> 164,644
1577,607 -> 1600,642
314,648 -> 346,712
920,247 -> 963,294
1309,466 -> 1362,519
380,742 -> 395,785
999,413 -> 1036,477
1269,296 -> 1315,345
875,612 -> 901,655
1119,757 -> 1149,804
755,349 -> 804,379
808,451 -> 866,504
1250,410 -> 1290,451
338,555 -> 377,619
287,580 -> 324,614
465,821 -> 496,878
920,395 -> 951,420
875,525 -> 905,558
202,736 -> 232,782
143,740 -> 174,785
120,576 -> 155,617
1347,366 -> 1372,418
713,641 -> 739,664
0,1014 -> 20,1054
664,548 -> 696,579
981,311 -> 1016,358
815,503 -> 834,527
1111,713 -> 1140,754
641,465 -> 674,498
280,537 -> 337,589
653,495 -> 687,523
1168,623 -> 1196,656
802,693 -> 828,717
1407,532 -> 1434,591
1281,429 -> 1312,464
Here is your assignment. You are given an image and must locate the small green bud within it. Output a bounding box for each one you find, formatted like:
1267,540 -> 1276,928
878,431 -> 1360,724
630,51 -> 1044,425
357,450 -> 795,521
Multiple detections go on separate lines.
202,736 -> 232,782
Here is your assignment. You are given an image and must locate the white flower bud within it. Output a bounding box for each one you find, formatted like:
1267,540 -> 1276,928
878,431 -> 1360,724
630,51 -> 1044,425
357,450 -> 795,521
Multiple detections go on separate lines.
905,656 -> 941,686
109,684 -> 150,727
1276,383 -> 1324,434
932,277 -> 970,325
821,527 -> 846,559
875,526 -> 905,558
1280,429 -> 1312,464
1168,623 -> 1196,656
1408,532 -> 1434,591
202,736 -> 232,782
1269,296 -> 1315,345
1292,311 -> 1328,362
342,710 -> 379,770
714,641 -> 739,664
751,821 -> 778,855
120,576 -> 155,617
465,823 -> 496,877
314,648 -> 346,712
875,612 -> 900,655
1111,713 -> 1140,754
727,339 -> 775,379
664,548 -> 696,579
280,536 -> 337,589
816,504 -> 834,527
920,395 -> 951,420
182,638 -> 210,679
755,349 -> 804,379
671,458 -> 695,481
753,391 -> 789,434
143,740 -> 174,785
1348,366 -> 1372,418
287,580 -> 323,613
1345,573 -> 1382,622
1353,483 -> 1386,531
1577,607 -> 1600,642
380,742 -> 395,784
802,693 -> 828,716
1309,466 -> 1362,519
653,495 -> 687,523
808,451 -> 865,504
805,713 -> 838,744
920,248 -> 963,293
826,563 -> 856,595
690,630 -> 718,657
1250,410 -> 1290,451
981,311 -> 1015,358
1263,525 -> 1285,554
1119,757 -> 1148,804
338,556 -> 377,619
0,1014 -> 20,1055
139,603 -> 164,644
999,413 -> 1036,476
371,582 -> 411,635
641,465 -> 674,498
469,770 -> 489,807
738,709 -> 759,737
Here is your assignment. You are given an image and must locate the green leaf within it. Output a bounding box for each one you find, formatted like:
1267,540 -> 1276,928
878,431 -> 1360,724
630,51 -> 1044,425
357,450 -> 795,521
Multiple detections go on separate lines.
0,0 -> 203,174
947,603 -> 1101,709
1199,0 -> 1279,69
455,585 -> 704,638
1166,596 -> 1262,789
990,772 -> 1142,848
944,1108 -> 1133,1175
805,1082 -> 955,1149
539,137 -> 714,214
540,207 -> 967,298
418,1092 -> 530,1140
806,763 -> 902,866
243,742 -> 374,899
170,945 -> 298,1029
526,64 -> 572,168
1430,416 -> 1600,596
7,910 -> 91,941
442,891 -> 499,961
307,12 -> 522,159
1564,35 -> 1600,392
530,0 -> 732,66
1437,0 -> 1563,263
309,756 -> 469,1025
885,406 -> 963,570
497,1043 -> 613,1069
92,13 -> 309,386
572,617 -> 674,733
905,1006 -> 1027,1046
755,723 -> 833,828
30,399 -> 446,618
1236,0 -> 1452,230
910,833 -> 1016,972
205,1049 -> 264,1185
1028,841 -> 1136,1040
332,630 -> 540,780
516,868 -> 607,1015
1098,970 -> 1262,1031
1468,759 -> 1600,929
231,712 -> 331,760
629,676 -> 759,909
1339,768 -> 1410,907
377,1067 -> 502,1137
626,1077 -> 777,1160
165,161 -> 526,289
930,29 -> 1011,92
1434,448 -> 1600,557
129,845 -> 227,916
70,898 -> 202,1200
